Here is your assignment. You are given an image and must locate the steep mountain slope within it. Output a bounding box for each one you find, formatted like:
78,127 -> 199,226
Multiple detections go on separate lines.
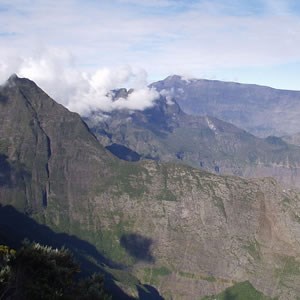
1,76 -> 300,299
151,75 -> 300,137
86,91 -> 300,188
0,74 -> 113,216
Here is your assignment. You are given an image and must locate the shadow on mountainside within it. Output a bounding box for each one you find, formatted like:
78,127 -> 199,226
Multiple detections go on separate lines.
120,233 -> 155,263
137,285 -> 164,300
0,155 -> 31,188
0,155 -> 11,186
224,290 -> 238,300
106,144 -> 141,162
0,204 -> 164,300
0,94 -> 8,104
224,291 -> 238,300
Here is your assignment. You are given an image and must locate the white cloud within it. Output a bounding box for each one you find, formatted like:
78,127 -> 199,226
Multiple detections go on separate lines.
0,48 -> 159,116
112,87 -> 159,110
159,89 -> 175,105
1,0 -> 300,89
65,66 -> 159,115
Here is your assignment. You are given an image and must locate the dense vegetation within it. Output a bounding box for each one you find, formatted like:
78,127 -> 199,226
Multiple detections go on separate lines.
0,241 -> 111,300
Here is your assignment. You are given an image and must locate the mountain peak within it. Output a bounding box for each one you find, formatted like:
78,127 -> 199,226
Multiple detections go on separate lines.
163,74 -> 185,82
6,74 -> 40,89
8,73 -> 19,81
4,73 -> 20,87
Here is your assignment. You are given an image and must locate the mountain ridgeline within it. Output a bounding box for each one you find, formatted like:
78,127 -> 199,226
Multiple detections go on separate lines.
86,88 -> 300,189
1,75 -> 300,299
150,75 -> 300,137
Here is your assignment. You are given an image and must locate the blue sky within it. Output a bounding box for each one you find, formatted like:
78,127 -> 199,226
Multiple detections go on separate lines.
1,0 -> 300,113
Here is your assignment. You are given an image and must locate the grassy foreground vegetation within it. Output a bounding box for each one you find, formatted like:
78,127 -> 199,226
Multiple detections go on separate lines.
202,281 -> 275,300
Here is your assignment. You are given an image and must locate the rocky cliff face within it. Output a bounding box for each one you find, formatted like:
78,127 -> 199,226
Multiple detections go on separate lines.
86,92 -> 300,189
0,74 -> 113,222
96,163 -> 300,299
151,75 -> 300,137
1,76 -> 300,299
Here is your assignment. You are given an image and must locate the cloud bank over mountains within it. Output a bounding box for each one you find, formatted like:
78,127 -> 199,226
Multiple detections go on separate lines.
1,0 -> 300,90
0,48 -> 159,116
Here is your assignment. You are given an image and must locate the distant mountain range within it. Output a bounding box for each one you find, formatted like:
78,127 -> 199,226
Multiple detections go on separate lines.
151,75 -> 300,137
283,132 -> 300,147
1,75 -> 300,299
86,88 -> 300,188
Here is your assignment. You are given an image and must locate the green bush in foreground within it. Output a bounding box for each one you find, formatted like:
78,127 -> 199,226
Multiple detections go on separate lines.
0,241 -> 111,300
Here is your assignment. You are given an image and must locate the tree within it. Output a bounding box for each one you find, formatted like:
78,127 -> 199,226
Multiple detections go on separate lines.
0,242 -> 111,300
